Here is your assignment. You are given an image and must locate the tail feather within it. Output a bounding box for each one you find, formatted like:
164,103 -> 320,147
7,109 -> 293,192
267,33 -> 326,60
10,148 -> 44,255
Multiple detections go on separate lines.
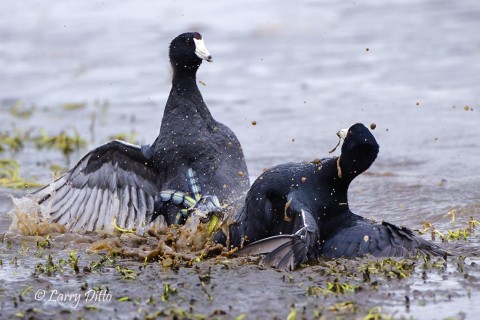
383,222 -> 449,257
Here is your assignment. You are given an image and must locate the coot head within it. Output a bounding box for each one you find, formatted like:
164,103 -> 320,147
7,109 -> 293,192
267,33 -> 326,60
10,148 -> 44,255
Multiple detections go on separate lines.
336,123 -> 379,179
338,123 -> 379,154
169,32 -> 212,74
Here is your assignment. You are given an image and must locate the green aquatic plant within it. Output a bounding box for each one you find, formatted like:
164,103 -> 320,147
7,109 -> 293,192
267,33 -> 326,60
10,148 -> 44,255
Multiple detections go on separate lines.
0,130 -> 26,153
420,214 -> 480,242
234,313 -> 248,320
286,308 -> 297,320
89,253 -> 116,271
420,255 -> 446,272
35,254 -> 60,276
159,308 -> 207,320
418,208 -> 480,243
161,283 -> 177,301
69,249 -> 80,273
49,163 -> 68,179
20,286 -> 33,300
116,265 -> 136,280
306,277 -> 357,296
33,128 -> 87,156
45,254 -> 57,274
359,258 -> 415,281
19,239 -> 30,256
109,130 -> 139,144
467,217 -> 480,234
36,235 -> 51,249
61,102 -> 86,111
58,258 -> 67,272
363,306 -> 394,320
327,301 -> 357,314
0,159 -> 41,188
418,222 -> 445,241
9,100 -> 36,118
11,256 -> 18,267
446,229 -> 469,241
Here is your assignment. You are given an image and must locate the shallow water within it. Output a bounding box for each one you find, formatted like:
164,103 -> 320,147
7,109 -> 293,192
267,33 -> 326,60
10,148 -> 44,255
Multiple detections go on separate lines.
1,0 -> 479,319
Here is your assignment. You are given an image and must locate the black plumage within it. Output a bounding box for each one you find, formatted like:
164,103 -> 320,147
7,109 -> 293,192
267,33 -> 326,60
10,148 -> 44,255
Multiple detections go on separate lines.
31,32 -> 249,233
219,123 -> 446,270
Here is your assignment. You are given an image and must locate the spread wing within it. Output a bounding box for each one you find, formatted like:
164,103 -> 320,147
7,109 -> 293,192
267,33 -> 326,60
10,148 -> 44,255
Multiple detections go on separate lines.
320,219 -> 448,258
235,190 -> 321,271
31,140 -> 163,233
236,234 -> 308,271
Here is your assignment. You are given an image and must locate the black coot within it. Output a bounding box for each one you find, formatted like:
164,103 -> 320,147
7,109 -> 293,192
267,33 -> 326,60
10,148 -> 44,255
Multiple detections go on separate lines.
32,32 -> 249,233
220,123 -> 446,270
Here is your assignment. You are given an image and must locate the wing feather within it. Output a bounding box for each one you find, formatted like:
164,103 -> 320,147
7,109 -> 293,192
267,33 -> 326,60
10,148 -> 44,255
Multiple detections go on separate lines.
96,189 -> 111,231
128,185 -> 139,228
85,187 -> 101,231
117,187 -> 129,228
30,140 -> 163,233
321,220 -> 448,258
68,187 -> 92,230
50,186 -> 75,214
54,188 -> 82,224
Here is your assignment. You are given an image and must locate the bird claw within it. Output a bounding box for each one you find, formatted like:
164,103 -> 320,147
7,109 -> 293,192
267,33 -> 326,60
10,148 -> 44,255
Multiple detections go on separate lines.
155,168 -> 224,225
192,195 -> 224,223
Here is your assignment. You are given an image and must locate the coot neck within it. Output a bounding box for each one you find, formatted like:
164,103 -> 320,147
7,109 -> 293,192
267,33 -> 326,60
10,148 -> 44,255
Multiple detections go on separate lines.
338,145 -> 378,183
165,68 -> 213,121
171,68 -> 198,90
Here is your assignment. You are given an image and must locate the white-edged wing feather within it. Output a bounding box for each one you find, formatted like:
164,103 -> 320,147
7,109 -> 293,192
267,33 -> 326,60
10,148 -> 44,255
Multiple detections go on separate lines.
30,140 -> 165,233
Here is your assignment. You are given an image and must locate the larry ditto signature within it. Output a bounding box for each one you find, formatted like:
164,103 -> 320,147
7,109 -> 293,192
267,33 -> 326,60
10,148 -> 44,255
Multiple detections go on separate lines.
35,289 -> 112,309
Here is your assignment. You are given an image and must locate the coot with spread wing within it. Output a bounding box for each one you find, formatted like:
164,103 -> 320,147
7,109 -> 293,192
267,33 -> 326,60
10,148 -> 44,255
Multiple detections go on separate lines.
32,32 -> 249,233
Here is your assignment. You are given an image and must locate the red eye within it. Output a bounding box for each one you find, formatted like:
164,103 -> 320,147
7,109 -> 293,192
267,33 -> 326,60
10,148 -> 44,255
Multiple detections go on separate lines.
193,32 -> 202,40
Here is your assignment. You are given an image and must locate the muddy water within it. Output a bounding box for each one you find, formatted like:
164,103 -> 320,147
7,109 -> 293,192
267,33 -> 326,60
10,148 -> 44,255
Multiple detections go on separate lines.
1,0 -> 479,319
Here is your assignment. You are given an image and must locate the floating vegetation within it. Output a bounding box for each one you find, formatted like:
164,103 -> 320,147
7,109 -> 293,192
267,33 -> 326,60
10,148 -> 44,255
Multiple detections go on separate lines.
1,126 -> 87,157
363,306 -> 394,320
33,128 -> 87,156
327,301 -> 357,314
88,211 -> 229,270
306,277 -> 357,296
88,253 -> 117,272
286,308 -> 297,320
161,283 -> 177,301
0,159 -> 41,188
36,235 -> 51,249
61,102 -> 86,111
9,100 -> 36,119
109,130 -> 139,144
359,257 -> 416,281
116,265 -> 136,280
0,130 -> 27,153
49,163 -> 68,179
69,249 -> 80,273
419,212 -> 480,242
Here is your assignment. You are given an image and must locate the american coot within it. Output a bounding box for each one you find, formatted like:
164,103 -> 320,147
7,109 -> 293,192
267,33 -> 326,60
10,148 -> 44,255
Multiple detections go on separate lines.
221,123 -> 447,271
32,32 -> 249,233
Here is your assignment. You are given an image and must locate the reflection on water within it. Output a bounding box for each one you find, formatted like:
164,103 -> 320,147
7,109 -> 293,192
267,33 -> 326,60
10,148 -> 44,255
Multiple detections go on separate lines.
0,0 -> 479,319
